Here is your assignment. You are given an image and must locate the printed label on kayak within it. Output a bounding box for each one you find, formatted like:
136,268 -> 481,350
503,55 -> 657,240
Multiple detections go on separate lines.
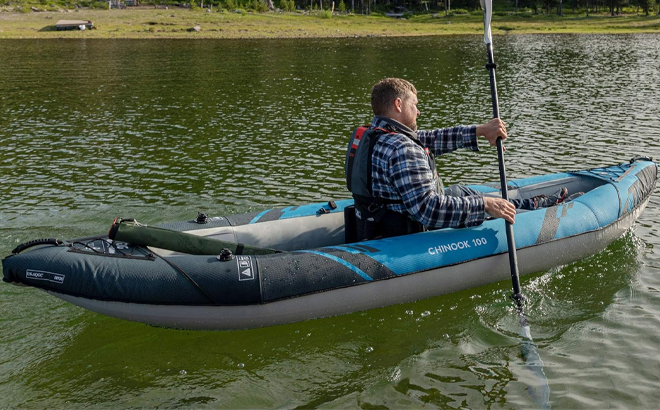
428,238 -> 487,255
236,256 -> 254,281
25,269 -> 65,284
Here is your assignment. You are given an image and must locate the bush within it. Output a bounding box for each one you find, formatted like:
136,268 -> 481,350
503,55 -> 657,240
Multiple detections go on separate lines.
224,0 -> 239,10
449,8 -> 469,15
92,0 -> 109,9
248,0 -> 268,12
319,8 -> 332,18
279,0 -> 294,11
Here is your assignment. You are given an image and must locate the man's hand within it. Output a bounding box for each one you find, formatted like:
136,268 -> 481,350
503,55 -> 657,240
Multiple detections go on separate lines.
476,118 -> 507,147
484,196 -> 516,224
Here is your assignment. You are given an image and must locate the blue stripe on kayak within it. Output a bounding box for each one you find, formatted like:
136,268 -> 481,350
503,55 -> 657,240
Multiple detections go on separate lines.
300,250 -> 373,281
249,209 -> 271,224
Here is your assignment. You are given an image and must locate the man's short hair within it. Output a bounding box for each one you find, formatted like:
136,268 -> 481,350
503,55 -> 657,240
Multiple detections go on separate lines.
371,78 -> 417,116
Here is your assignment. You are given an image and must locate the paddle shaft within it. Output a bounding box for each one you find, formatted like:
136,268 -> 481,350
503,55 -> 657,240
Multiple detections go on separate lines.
485,42 -> 524,304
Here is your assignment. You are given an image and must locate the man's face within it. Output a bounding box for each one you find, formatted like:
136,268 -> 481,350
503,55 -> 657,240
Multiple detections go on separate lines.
399,91 -> 420,131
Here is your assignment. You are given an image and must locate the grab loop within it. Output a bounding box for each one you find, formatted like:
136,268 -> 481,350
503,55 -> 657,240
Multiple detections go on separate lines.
12,238 -> 64,255
630,155 -> 653,163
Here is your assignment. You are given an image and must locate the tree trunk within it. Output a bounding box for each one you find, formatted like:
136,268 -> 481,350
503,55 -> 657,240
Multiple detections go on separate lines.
266,0 -> 274,10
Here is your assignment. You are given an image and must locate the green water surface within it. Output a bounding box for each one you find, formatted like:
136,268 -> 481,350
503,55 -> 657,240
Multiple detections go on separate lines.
1,35 -> 659,408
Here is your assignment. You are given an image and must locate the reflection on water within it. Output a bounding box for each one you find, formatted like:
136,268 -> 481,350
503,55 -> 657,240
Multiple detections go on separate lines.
0,35 -> 659,408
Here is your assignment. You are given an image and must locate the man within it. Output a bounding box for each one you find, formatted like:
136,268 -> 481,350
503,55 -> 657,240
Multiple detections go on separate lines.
345,77 -> 566,241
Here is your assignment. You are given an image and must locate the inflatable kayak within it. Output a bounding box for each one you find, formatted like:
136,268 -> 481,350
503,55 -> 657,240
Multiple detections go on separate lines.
2,158 -> 657,330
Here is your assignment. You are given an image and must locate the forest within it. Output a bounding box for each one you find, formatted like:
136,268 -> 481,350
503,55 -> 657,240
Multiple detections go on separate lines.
2,0 -> 659,15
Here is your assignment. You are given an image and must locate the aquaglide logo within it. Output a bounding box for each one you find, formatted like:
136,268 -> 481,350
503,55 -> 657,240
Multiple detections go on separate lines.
26,269 -> 65,284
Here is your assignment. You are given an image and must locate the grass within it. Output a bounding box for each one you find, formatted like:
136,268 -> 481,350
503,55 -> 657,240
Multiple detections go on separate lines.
0,8 -> 659,39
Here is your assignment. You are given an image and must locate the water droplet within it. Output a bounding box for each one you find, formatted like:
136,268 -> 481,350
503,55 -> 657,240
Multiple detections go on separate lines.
421,311 -> 430,317
237,363 -> 245,368
405,310 -> 414,315
366,347 -> 374,353
180,370 -> 187,375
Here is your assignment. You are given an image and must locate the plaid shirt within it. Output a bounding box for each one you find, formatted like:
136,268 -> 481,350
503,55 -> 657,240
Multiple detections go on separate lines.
369,116 -> 486,229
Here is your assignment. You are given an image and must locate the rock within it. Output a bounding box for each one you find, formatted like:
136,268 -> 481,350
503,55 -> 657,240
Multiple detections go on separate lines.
188,25 -> 201,32
31,6 -> 40,12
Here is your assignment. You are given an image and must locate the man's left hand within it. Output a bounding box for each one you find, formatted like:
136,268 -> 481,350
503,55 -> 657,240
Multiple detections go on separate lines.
476,118 -> 507,146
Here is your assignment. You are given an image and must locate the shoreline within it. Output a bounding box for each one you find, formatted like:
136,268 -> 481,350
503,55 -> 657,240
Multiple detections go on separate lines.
1,9 -> 659,39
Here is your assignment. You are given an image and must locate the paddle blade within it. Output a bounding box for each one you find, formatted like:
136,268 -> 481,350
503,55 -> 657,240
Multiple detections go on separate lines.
480,0 -> 493,45
520,337 -> 551,409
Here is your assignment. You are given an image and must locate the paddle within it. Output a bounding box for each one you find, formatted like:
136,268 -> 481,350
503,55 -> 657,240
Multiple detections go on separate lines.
479,1 -> 550,408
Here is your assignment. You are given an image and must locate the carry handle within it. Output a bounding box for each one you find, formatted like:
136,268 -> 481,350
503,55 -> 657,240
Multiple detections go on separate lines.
12,238 -> 64,254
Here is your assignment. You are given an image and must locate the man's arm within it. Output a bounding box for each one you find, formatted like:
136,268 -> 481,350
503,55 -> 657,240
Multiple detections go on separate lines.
417,125 -> 478,157
388,142 -> 487,229
417,118 -> 507,156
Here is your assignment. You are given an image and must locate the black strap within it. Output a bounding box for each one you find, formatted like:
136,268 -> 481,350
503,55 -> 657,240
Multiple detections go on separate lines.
366,128 -> 382,196
153,251 -> 219,305
353,194 -> 403,206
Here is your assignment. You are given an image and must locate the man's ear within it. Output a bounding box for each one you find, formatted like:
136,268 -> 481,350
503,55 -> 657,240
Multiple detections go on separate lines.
394,97 -> 403,113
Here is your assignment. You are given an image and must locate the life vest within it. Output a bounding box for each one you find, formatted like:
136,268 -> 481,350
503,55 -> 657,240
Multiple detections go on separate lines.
344,125 -> 441,242
344,125 -> 441,207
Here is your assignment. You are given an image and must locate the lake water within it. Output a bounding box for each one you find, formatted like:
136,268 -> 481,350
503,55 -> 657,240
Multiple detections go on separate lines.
1,34 -> 659,408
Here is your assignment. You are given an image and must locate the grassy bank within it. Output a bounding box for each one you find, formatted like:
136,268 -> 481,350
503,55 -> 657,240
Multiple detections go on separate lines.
1,8 -> 659,39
